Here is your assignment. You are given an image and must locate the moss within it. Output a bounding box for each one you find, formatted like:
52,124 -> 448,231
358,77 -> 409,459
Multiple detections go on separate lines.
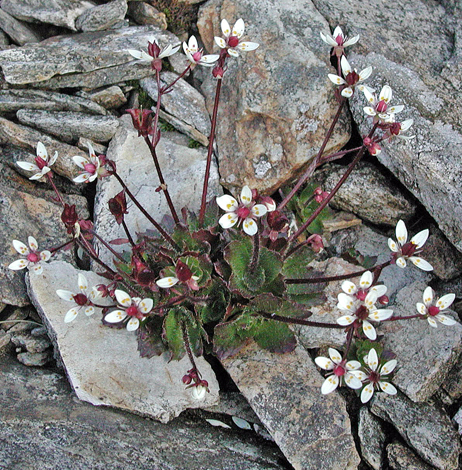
150,0 -> 198,35
188,138 -> 203,148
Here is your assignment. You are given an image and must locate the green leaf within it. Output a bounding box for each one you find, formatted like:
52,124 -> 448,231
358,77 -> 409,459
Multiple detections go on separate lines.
172,224 -> 208,253
186,199 -> 219,232
247,294 -> 312,320
254,320 -> 297,354
163,308 -> 186,361
137,315 -> 168,358
196,279 -> 229,324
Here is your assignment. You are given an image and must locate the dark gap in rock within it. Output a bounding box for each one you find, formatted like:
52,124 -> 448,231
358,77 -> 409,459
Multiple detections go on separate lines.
203,352 -> 240,392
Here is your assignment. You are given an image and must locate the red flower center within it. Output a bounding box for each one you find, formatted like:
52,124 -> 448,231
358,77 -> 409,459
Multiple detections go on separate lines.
237,206 -> 251,220
376,100 -> 388,113
355,305 -> 369,321
84,163 -> 97,174
356,290 -> 367,301
27,252 -> 40,263
428,306 -> 440,317
73,293 -> 88,306
228,36 -> 239,47
401,242 -> 417,257
346,71 -> 359,86
126,305 -> 139,317
369,371 -> 380,384
192,51 -> 202,62
333,364 -> 346,377
335,35 -> 343,46
35,156 -> 47,170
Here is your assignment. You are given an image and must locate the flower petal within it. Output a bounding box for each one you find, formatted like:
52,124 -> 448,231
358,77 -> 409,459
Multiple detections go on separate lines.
436,293 -> 455,310
64,307 -> 79,323
372,284 -> 387,297
328,348 -> 342,364
16,161 -> 39,172
395,220 -> 407,244
388,238 -> 399,252
237,41 -> 259,52
328,74 -> 346,85
128,49 -> 152,61
359,271 -> 373,289
366,348 -> 379,371
337,315 -> 355,326
410,229 -> 429,248
72,155 -> 89,169
138,298 -> 153,313
409,257 -> 433,271
416,302 -> 427,315
395,256 -> 407,268
427,317 -> 438,328
31,264 -> 43,275
363,321 -> 377,340
40,250 -> 51,262
379,85 -> 392,103
77,273 -> 88,292
8,259 -> 27,270
221,19 -> 231,37
215,36 -> 227,49
346,360 -> 361,370
219,212 -> 238,229
320,31 -> 337,47
115,289 -> 131,306
240,185 -> 252,205
73,173 -> 91,183
380,359 -> 397,375
343,34 -> 360,46
379,381 -> 397,395
156,277 -> 179,288
126,317 -> 140,331
436,314 -> 457,326
341,87 -> 353,98
105,310 -> 126,323
227,48 -> 239,58
321,375 -> 339,394
36,142 -> 48,159
314,356 -> 334,370
12,240 -> 29,255
28,236 -> 39,251
361,384 -> 375,403
369,309 -> 393,321
232,18 -> 245,38
56,290 -> 75,301
200,54 -> 219,65
251,204 -> 267,218
84,306 -> 95,316
359,66 -> 372,81
345,373 -> 363,389
337,293 -> 356,311
243,218 -> 258,236
342,281 -> 357,295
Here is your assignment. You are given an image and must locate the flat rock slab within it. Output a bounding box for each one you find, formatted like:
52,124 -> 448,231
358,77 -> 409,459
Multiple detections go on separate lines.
358,407 -> 387,470
381,281 -> 462,402
387,442 -> 435,470
1,0 -> 96,31
27,260 -> 219,423
371,392 -> 460,470
17,109 -> 119,144
0,357 -> 285,470
0,25 -> 180,88
75,0 -> 127,32
93,115 -> 221,266
222,342 -> 360,470
199,0 -> 350,194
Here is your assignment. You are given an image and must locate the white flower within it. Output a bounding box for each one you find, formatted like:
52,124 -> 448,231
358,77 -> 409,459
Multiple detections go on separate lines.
216,185 -> 267,236
214,18 -> 259,57
363,85 -> 404,122
341,271 -> 387,300
72,143 -> 104,183
183,36 -> 219,67
128,38 -> 180,62
320,26 -> 359,57
337,288 -> 393,340
8,236 -> 51,275
191,384 -> 208,400
388,220 -> 433,271
356,348 -> 397,403
314,348 -> 363,394
16,142 -> 58,180
104,290 -> 153,331
56,273 -> 102,323
328,56 -> 372,97
416,286 -> 457,328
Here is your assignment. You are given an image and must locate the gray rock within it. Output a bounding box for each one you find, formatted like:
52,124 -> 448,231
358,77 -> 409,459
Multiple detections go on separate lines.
93,115 -> 221,266
0,88 -> 108,115
381,281 -> 462,402
17,350 -> 53,367
0,183 -> 88,307
442,353 -> 462,402
371,392 -> 460,470
17,109 -> 120,144
76,137 -> 107,155
1,0 -> 96,31
199,0 -> 351,194
141,72 -> 211,145
0,117 -> 89,181
0,26 -> 179,88
0,357 -> 287,470
453,407 -> 462,435
358,407 -> 386,470
10,331 -> 51,353
75,0 -> 128,32
309,0 -> 462,253
204,391 -> 262,426
0,8 -> 41,45
0,330 -> 12,356
127,2 -> 167,29
422,225 -> 462,281
387,442 -> 435,470
27,260 -> 220,423
323,162 -> 417,226
88,85 -> 127,109
222,342 -> 360,470
0,306 -> 30,332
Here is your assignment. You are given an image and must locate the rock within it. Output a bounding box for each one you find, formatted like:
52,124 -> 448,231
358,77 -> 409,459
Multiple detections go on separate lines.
381,281 -> 462,402
17,350 -> 53,366
323,162 -> 417,226
141,72 -> 211,145
358,407 -> 387,470
0,357 -> 287,469
0,26 -> 179,89
370,392 -> 460,470
17,109 -> 120,144
453,407 -> 462,435
127,2 -> 167,29
294,257 -> 360,350
328,224 -> 432,299
387,442 -> 435,470
87,85 -> 127,109
27,260 -> 220,423
0,8 -> 42,45
199,0 -> 351,194
75,0 -> 128,32
77,137 -> 107,155
222,342 -> 360,470
311,0 -> 462,252
1,0 -> 96,32
0,330 -> 12,356
10,331 -> 51,353
422,225 -> 462,281
0,184 -> 89,307
204,391 -> 262,425
0,306 -> 29,331
0,117 -> 89,180
93,115 -> 221,266
0,89 -> 108,115
442,353 -> 462,402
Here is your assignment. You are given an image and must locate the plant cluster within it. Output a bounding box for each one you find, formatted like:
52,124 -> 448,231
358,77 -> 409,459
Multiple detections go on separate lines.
8,22 -> 457,402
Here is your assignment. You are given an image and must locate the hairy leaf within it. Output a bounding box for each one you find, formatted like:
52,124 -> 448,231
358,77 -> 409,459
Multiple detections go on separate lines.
137,315 -> 168,358
254,320 -> 297,354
